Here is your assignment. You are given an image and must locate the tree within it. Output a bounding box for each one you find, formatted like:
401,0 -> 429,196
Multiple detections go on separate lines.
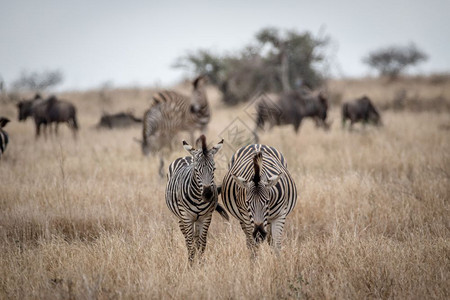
363,43 -> 428,78
174,27 -> 330,105
255,27 -> 329,92
11,69 -> 64,92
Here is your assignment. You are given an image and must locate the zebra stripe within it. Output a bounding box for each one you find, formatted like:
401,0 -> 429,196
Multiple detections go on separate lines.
0,117 -> 10,159
221,144 -> 297,252
165,136 -> 226,263
141,76 -> 210,157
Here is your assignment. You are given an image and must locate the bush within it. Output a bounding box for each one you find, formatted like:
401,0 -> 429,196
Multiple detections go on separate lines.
11,69 -> 64,92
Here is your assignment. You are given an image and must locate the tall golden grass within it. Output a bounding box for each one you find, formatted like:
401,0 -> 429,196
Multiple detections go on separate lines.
0,77 -> 449,299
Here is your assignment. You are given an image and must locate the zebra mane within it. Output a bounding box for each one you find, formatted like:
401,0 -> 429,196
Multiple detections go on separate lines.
199,135 -> 207,155
253,151 -> 263,184
150,91 -> 177,108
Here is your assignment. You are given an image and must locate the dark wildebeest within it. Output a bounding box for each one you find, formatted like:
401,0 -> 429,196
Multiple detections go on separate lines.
341,96 -> 382,129
96,112 -> 142,129
0,117 -> 10,158
253,90 -> 331,141
17,94 -> 78,138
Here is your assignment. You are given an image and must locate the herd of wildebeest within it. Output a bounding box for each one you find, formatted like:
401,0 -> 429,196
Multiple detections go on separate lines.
0,76 -> 381,158
0,75 -> 383,262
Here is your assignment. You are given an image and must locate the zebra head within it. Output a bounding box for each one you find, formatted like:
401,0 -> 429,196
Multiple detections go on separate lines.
232,151 -> 282,244
183,135 -> 223,202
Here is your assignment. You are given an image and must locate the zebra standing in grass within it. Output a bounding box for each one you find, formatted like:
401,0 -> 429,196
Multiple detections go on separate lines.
138,75 -> 211,177
0,117 -> 10,158
166,135 -> 228,263
221,144 -> 297,254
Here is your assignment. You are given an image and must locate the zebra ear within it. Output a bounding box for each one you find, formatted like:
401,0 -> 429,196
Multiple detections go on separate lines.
183,140 -> 196,155
263,173 -> 282,188
232,175 -> 248,189
209,139 -> 224,155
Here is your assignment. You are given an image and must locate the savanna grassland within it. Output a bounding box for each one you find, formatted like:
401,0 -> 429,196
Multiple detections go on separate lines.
0,76 -> 449,299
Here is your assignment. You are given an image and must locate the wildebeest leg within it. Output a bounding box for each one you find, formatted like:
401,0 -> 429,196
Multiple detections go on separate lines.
252,124 -> 260,143
349,120 -> 355,131
55,123 -> 59,135
293,119 -> 302,134
342,117 -> 347,129
35,122 -> 41,139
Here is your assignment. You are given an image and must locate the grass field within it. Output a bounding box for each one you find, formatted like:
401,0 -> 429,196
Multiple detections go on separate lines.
0,77 -> 449,299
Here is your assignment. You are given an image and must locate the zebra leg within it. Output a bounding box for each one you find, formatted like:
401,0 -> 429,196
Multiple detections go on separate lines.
179,219 -> 196,264
269,216 -> 286,253
189,131 -> 195,145
240,221 -> 258,257
158,157 -> 165,178
195,215 -> 213,257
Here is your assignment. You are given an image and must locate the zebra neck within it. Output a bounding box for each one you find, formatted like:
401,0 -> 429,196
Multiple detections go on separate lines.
187,165 -> 203,192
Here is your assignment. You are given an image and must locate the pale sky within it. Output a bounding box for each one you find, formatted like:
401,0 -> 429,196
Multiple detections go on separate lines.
1,0 -> 449,90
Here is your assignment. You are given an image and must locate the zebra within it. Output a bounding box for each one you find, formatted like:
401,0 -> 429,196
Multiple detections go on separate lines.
165,135 -> 228,263
137,75 -> 211,177
221,144 -> 297,255
0,117 -> 10,159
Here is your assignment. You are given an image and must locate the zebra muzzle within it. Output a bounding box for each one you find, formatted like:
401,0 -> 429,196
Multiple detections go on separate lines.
252,223 -> 267,243
202,186 -> 214,202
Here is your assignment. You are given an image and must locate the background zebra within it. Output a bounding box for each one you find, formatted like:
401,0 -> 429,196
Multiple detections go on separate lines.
0,117 -> 10,159
138,75 -> 211,177
165,135 -> 228,263
221,144 -> 297,254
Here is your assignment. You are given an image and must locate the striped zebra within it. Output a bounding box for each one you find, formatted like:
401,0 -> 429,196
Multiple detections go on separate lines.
138,75 -> 211,177
0,117 -> 10,159
166,135 -> 228,263
221,144 -> 297,254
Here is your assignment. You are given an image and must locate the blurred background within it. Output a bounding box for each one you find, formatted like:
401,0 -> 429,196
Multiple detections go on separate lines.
1,0 -> 449,92
1,2 -> 449,299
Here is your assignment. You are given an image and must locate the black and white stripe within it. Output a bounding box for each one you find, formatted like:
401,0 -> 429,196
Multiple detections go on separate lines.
165,135 -> 227,263
0,117 -> 10,159
221,144 -> 297,253
141,76 -> 210,152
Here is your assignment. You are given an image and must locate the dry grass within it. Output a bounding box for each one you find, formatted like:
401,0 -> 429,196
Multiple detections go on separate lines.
328,74 -> 450,112
0,77 -> 449,299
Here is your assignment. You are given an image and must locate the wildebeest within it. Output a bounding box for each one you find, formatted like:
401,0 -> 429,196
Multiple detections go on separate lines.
17,94 -> 78,138
0,117 -> 10,158
96,112 -> 142,129
342,96 -> 382,129
253,90 -> 331,141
